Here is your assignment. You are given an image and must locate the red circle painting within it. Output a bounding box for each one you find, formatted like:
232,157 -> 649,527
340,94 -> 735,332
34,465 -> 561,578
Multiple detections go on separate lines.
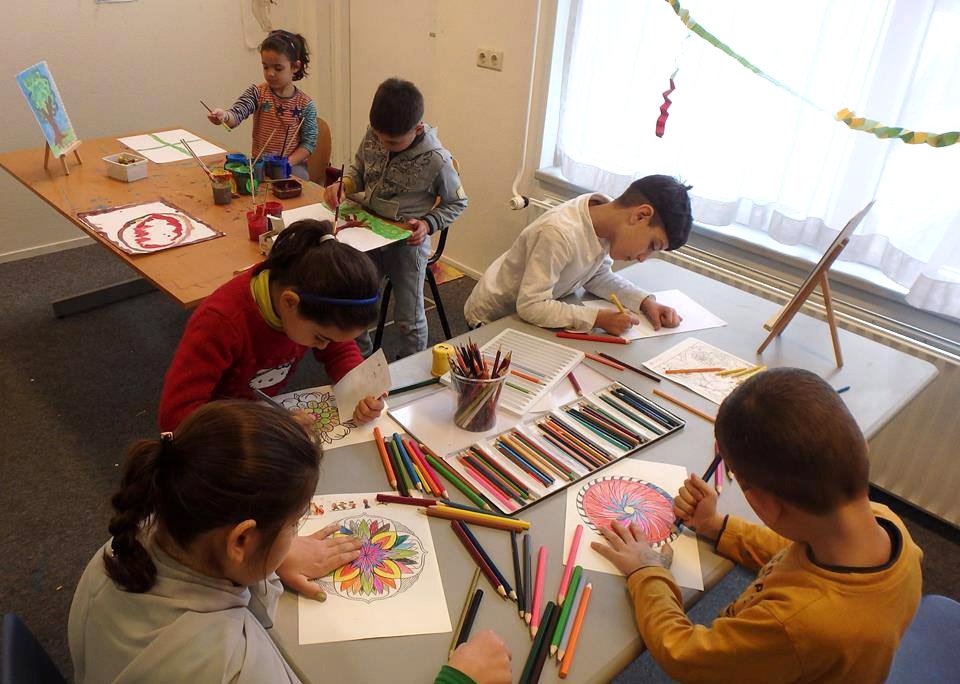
117,212 -> 193,252
576,476 -> 677,546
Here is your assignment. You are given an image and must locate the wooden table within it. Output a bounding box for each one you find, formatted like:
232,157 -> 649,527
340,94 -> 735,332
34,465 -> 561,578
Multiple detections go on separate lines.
0,130 -> 328,315
269,260 -> 937,684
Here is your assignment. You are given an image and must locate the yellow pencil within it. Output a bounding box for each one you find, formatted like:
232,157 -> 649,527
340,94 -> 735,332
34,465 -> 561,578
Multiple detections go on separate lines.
736,365 -> 768,381
718,366 -> 751,376
429,505 -> 531,531
610,294 -> 628,315
728,366 -> 760,378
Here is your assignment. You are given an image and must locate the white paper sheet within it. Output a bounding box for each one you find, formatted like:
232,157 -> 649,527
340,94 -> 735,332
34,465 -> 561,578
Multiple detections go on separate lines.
117,129 -> 225,164
272,384 -> 399,450
298,493 -> 451,644
563,458 -> 703,590
279,202 -> 405,252
583,289 -> 726,340
643,338 -> 756,405
77,200 -> 223,255
333,350 -> 391,424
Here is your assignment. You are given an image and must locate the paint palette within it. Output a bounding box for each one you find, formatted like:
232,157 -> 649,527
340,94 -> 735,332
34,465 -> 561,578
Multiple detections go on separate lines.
457,328 -> 585,416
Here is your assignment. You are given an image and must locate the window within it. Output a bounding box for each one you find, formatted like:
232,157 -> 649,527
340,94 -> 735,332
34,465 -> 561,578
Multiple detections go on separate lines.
540,0 -> 960,321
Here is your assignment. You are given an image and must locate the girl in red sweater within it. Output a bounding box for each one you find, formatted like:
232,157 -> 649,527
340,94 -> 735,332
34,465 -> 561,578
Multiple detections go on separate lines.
159,220 -> 384,431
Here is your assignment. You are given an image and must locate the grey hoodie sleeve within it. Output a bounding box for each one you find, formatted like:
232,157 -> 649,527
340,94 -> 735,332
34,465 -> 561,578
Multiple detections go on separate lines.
424,158 -> 468,234
344,137 -> 366,193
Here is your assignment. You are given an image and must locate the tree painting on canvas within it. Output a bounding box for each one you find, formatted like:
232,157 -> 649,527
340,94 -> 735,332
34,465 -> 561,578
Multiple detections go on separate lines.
16,61 -> 78,157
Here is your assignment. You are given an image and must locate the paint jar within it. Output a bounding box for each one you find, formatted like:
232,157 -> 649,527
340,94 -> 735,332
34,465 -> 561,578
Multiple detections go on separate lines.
225,162 -> 250,195
271,178 -> 302,199
210,170 -> 233,205
253,159 -> 266,182
449,368 -> 507,432
247,210 -> 269,242
271,156 -> 292,179
261,201 -> 283,221
225,152 -> 248,166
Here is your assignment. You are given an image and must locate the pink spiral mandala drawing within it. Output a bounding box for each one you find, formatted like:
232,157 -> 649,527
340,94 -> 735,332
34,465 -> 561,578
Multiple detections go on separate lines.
576,476 -> 678,546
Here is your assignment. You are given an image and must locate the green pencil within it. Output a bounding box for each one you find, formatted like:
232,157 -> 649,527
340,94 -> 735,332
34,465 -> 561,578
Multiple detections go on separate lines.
550,565 -> 582,656
519,602 -> 556,684
388,376 -> 442,395
389,440 -> 414,495
424,452 -> 491,511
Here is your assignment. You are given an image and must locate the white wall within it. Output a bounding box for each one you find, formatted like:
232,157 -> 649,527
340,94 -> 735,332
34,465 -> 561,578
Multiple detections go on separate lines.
345,0 -> 556,277
0,0 -> 324,262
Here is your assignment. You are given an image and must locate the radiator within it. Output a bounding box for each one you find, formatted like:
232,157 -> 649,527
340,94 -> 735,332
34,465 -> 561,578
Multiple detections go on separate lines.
660,246 -> 960,528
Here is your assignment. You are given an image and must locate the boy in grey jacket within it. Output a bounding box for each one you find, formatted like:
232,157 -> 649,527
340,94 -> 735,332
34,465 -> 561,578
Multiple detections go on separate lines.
325,78 -> 467,358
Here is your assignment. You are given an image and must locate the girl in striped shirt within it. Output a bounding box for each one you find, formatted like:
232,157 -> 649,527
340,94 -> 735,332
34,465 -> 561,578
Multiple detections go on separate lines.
208,30 -> 317,180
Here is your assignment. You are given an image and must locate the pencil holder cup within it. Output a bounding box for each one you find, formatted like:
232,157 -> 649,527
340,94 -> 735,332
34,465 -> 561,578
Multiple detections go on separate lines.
210,170 -> 233,205
449,368 -> 506,432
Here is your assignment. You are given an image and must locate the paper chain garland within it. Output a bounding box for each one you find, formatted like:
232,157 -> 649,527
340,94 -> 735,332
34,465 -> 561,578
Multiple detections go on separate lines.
662,0 -> 959,147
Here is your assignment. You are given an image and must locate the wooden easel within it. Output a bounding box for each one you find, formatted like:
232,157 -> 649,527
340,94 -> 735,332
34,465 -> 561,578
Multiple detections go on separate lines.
44,139 -> 83,176
757,201 -> 876,368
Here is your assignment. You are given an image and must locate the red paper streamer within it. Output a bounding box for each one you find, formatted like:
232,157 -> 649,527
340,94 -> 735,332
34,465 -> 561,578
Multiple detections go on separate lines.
655,77 -> 676,138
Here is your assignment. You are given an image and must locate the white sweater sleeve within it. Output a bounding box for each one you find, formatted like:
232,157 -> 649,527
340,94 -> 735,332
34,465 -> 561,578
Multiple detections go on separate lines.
582,254 -> 651,311
515,231 -> 599,331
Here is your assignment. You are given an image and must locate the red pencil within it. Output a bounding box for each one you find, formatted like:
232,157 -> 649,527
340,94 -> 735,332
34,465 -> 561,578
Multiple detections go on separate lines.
408,439 -> 448,497
375,493 -> 438,507
460,459 -> 518,512
450,521 -> 507,598
585,351 -> 625,371
556,331 -> 629,345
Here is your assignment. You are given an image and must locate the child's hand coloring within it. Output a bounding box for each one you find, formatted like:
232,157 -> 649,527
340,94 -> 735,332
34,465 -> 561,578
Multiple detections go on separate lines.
674,474 -> 724,540
447,629 -> 512,684
591,520 -> 674,576
640,299 -> 682,330
323,182 -> 342,208
595,309 -> 640,336
277,524 -> 362,600
406,218 -> 430,246
353,395 -> 385,424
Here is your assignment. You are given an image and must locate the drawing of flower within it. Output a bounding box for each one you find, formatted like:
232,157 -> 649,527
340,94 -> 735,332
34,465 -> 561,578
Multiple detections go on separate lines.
280,390 -> 356,445
327,517 -> 423,601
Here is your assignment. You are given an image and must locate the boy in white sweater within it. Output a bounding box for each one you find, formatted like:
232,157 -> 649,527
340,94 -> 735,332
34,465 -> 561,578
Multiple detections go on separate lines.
465,175 -> 692,334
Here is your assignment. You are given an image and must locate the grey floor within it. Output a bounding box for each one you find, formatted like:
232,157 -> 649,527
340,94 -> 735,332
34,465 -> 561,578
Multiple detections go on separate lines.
0,245 -> 957,682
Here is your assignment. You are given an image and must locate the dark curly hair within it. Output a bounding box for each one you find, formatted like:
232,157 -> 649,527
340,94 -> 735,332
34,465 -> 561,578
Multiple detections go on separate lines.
260,29 -> 310,81
615,175 -> 693,250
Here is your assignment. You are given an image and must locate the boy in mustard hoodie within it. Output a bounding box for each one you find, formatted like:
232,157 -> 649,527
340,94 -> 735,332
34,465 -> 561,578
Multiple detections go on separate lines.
595,368 -> 923,683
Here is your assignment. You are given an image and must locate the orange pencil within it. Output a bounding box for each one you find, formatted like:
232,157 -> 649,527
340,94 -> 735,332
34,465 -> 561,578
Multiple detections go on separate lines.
373,427 -> 397,489
584,351 -> 625,371
558,582 -> 592,678
652,389 -> 716,424
406,438 -> 442,497
511,369 -> 544,384
664,367 -> 724,375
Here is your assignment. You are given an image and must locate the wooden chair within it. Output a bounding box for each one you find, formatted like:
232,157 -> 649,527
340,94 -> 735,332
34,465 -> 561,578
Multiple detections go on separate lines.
373,159 -> 461,351
306,116 -> 332,185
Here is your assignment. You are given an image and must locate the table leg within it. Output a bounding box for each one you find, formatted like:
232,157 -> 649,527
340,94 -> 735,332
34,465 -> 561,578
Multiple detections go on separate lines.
52,277 -> 156,318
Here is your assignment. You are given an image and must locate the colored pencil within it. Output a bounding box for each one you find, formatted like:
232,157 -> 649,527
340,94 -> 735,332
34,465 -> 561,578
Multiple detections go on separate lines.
558,583 -> 592,678
460,522 -> 516,600
449,566 -> 481,655
422,449 -> 492,511
531,546 -> 547,637
372,427 -> 397,489
375,493 -> 436,507
556,331 -> 629,344
332,163 -> 345,227
426,503 -> 531,532
551,565 -> 582,656
410,440 -> 448,497
728,365 -> 763,378
462,453 -> 526,504
529,601 -> 560,683
450,521 -> 507,598
469,447 -> 532,499
703,452 -> 723,482
536,424 -> 600,471
585,351 -> 625,371
495,441 -> 553,487
252,388 -> 283,408
509,368 -> 544,384
717,366 -> 750,376
505,380 -> 533,395
409,450 -> 429,493
715,460 -> 724,494
507,433 -> 575,480
565,409 -> 633,449
407,438 -> 443,497
511,532 -> 524,616
393,433 -> 423,491
558,525 -> 583,604
387,440 -> 412,497
579,404 -> 644,443
388,377 -> 442,395
520,602 -> 556,684
557,573 -> 587,660
567,370 -> 583,396
598,393 -> 665,436
523,534 -> 533,623
610,293 -> 628,315
200,99 -> 232,132
437,499 -> 490,515
545,416 -> 612,462
459,460 -> 517,511
614,385 -> 678,427
836,385 -> 851,394
665,367 -> 724,374
455,588 -> 484,650
599,352 -> 661,382
736,364 -> 767,381
652,389 -> 716,424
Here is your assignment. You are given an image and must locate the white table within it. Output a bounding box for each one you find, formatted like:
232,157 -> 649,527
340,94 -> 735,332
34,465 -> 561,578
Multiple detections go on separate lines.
270,259 -> 937,683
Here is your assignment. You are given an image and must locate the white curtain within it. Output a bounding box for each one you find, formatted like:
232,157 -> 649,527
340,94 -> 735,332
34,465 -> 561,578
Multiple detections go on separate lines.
556,0 -> 960,320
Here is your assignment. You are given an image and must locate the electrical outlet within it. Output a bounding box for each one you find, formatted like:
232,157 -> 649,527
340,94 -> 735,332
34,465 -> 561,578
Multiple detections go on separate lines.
476,48 -> 504,71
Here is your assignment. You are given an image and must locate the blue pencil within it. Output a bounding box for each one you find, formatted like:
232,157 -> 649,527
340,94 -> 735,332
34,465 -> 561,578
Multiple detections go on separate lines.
393,433 -> 423,491
461,522 -> 516,601
495,440 -> 554,486
836,386 -> 850,394
557,573 -> 587,660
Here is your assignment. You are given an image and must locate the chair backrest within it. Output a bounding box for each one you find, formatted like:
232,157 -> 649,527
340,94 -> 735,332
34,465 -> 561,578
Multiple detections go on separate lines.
427,157 -> 460,264
2,613 -> 66,684
307,115 -> 332,185
886,594 -> 960,683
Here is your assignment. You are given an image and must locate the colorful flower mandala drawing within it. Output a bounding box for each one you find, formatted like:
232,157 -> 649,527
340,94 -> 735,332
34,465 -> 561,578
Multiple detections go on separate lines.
576,476 -> 678,547
279,390 -> 356,445
319,516 -> 425,603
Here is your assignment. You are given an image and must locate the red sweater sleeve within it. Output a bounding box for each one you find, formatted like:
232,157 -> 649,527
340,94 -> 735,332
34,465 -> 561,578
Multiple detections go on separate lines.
314,340 -> 363,384
159,308 -> 241,431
